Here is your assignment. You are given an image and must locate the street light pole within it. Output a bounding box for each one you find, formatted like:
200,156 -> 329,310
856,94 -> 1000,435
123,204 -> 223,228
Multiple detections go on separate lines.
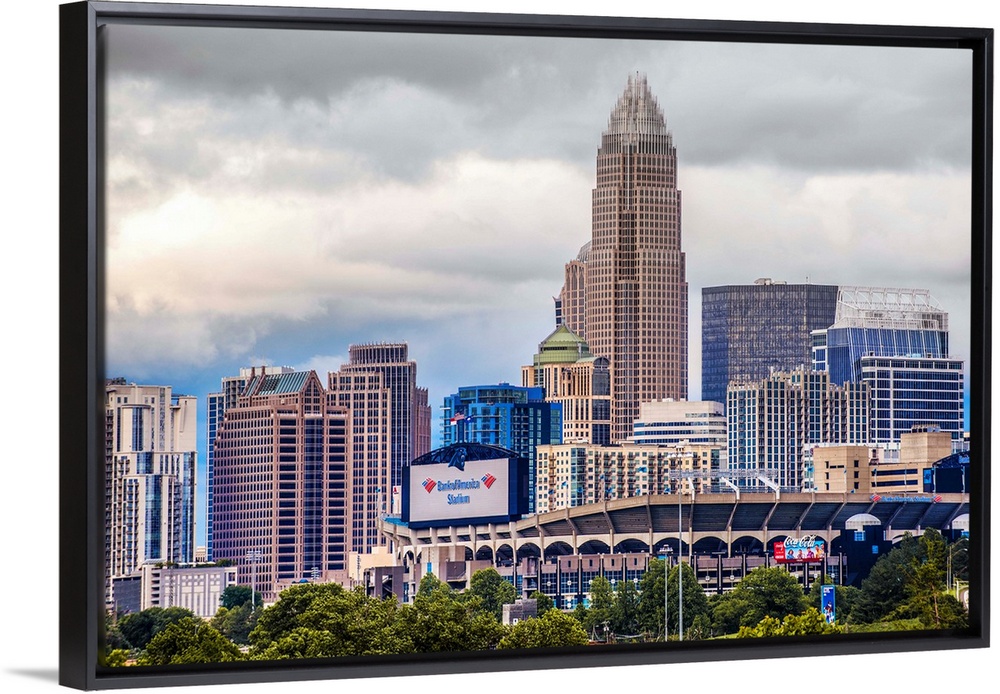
246,549 -> 261,608
678,485 -> 683,642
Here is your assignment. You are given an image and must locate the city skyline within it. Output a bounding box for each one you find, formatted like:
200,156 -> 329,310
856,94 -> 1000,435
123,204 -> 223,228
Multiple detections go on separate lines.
102,25 -> 974,546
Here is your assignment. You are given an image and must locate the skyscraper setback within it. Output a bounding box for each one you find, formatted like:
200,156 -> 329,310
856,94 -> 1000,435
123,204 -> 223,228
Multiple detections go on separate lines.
561,74 -> 688,442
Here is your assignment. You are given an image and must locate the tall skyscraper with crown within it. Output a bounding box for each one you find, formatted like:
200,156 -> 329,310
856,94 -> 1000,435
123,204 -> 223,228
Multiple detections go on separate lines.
561,74 -> 688,442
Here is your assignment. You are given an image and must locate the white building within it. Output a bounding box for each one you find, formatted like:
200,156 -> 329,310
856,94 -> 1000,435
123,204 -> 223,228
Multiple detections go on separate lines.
105,380 -> 197,608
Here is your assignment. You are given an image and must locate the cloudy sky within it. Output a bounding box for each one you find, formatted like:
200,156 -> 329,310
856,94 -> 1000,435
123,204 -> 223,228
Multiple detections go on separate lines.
102,21 -> 973,542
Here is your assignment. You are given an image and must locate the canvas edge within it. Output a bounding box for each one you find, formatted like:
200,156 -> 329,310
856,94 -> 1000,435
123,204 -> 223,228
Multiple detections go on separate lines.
57,1 -> 993,690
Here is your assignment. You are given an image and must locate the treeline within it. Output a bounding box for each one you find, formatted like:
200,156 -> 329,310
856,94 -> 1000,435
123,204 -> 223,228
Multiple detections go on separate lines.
104,529 -> 967,665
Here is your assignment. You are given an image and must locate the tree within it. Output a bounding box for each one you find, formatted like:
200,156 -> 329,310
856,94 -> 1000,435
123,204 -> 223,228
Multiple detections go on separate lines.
498,610 -> 590,649
118,606 -> 196,651
583,576 -> 614,640
466,568 -> 517,620
736,608 -> 842,638
249,582 -> 345,650
249,582 -> 402,658
666,562 -> 710,639
850,533 -> 923,624
389,581 -> 504,653
528,590 -> 554,616
137,618 -> 244,665
211,602 -> 259,645
712,567 -> 807,635
220,585 -> 261,610
637,558 -> 667,639
888,529 -> 968,629
610,578 -> 641,637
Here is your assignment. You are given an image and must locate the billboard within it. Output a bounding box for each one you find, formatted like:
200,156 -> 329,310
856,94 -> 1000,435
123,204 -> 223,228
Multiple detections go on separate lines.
773,535 -> 826,563
821,585 -> 837,624
405,457 -> 514,527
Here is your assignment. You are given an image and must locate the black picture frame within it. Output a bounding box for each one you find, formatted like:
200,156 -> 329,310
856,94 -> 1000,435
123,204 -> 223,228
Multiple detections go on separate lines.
59,1 -> 992,690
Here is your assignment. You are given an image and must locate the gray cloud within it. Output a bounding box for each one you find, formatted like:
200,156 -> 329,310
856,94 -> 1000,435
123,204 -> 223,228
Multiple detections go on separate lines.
101,19 -> 974,416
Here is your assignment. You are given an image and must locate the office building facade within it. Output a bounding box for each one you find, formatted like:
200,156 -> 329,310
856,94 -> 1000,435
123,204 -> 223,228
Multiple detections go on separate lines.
560,74 -> 688,443
212,370 -> 350,601
105,380 -> 197,607
701,279 -> 839,406
206,365 -> 292,561
336,343 -> 431,489
521,324 -> 611,446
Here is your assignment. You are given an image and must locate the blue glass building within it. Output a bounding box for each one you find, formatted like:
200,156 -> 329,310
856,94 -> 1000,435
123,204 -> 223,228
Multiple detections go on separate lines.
701,280 -> 839,406
441,383 -> 562,513
813,287 -> 964,443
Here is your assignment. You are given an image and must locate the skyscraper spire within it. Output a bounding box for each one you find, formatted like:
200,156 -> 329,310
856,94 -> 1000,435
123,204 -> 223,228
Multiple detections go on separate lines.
574,73 -> 688,443
604,72 -> 669,141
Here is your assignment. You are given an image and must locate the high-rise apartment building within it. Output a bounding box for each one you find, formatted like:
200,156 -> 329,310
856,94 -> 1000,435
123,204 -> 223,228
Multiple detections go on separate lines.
206,365 -> 292,561
212,370 -> 350,601
812,286 -> 964,443
521,324 -> 611,446
105,380 -> 197,607
560,74 -> 688,443
335,343 -> 431,490
726,367 -> 869,491
701,279 -> 839,406
535,442 -> 720,513
441,383 -> 562,514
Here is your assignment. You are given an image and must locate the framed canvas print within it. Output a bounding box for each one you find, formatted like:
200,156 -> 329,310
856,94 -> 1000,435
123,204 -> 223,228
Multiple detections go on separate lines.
59,0 -> 992,690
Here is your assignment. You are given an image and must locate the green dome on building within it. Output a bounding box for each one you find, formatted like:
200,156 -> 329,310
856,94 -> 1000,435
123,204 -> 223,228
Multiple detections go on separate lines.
534,325 -> 594,366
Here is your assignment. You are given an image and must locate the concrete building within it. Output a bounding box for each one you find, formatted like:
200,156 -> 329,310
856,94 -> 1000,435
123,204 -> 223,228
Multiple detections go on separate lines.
806,444 -> 874,494
631,399 -> 726,451
727,367 -> 869,492
534,442 -> 721,513
112,564 -> 238,619
560,73 -> 688,443
105,380 -> 197,608
701,279 -> 839,407
441,383 -> 562,514
206,365 -> 293,561
521,324 -> 611,446
871,425 -> 955,493
211,370 -> 350,601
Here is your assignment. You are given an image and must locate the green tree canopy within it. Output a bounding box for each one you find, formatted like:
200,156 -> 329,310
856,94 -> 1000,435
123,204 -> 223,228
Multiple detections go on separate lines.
583,576 -> 614,640
137,618 -> 244,665
220,585 -> 261,610
736,608 -> 842,638
498,610 -> 589,650
211,602 -> 260,645
850,533 -> 923,624
637,558 -> 667,639
118,606 -> 196,651
666,562 -> 710,639
712,567 -> 807,635
528,590 -> 554,616
465,568 -> 517,620
610,577 -> 641,637
389,581 -> 504,653
249,582 -> 402,658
